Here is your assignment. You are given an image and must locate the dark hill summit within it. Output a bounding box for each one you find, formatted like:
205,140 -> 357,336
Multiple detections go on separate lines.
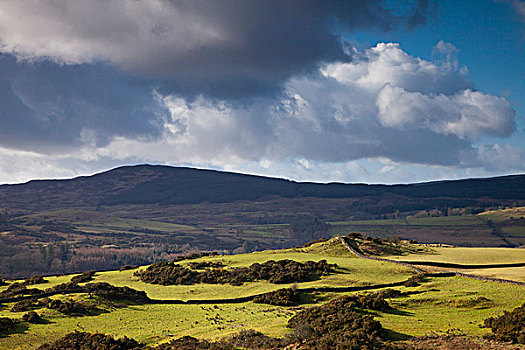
0,165 -> 523,213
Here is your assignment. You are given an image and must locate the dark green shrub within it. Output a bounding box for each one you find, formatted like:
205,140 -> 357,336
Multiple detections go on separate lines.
253,288 -> 305,306
22,311 -> 43,323
46,298 -> 99,317
153,335 -> 233,349
45,281 -> 80,293
483,303 -> 525,344
403,275 -> 424,287
36,331 -> 141,350
135,259 -> 336,286
0,283 -> 43,298
85,282 -> 150,303
287,295 -> 386,349
187,261 -> 225,269
225,329 -> 286,349
70,271 -> 95,284
0,317 -> 16,333
24,276 -> 47,285
119,265 -> 139,271
10,298 -> 45,312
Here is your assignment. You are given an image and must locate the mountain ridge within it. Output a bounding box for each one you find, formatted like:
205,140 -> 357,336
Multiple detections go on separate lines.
0,164 -> 524,213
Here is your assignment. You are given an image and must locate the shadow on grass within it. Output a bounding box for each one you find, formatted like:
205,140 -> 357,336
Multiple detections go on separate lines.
382,308 -> 414,316
0,322 -> 29,338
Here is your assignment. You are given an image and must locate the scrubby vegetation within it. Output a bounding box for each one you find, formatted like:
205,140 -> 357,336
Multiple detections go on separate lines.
85,282 -> 150,303
22,311 -> 43,323
23,275 -> 47,285
10,298 -> 46,312
346,234 -> 432,256
484,303 -> 525,344
253,288 -> 306,306
46,298 -> 100,317
403,274 -> 425,287
349,289 -> 406,312
36,331 -> 142,350
287,295 -> 387,349
152,336 -> 233,350
70,271 -> 96,284
135,259 -> 337,286
0,282 -> 44,298
0,317 -> 16,334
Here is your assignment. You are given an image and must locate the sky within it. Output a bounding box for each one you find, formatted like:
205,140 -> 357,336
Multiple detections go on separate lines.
0,0 -> 523,185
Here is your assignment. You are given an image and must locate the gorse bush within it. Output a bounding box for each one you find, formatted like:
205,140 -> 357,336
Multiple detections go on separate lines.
0,317 -> 16,333
135,259 -> 337,286
46,298 -> 99,317
253,288 -> 305,306
287,295 -> 386,350
36,331 -> 141,350
483,303 -> 525,344
70,271 -> 96,284
22,311 -> 43,324
85,282 -> 150,303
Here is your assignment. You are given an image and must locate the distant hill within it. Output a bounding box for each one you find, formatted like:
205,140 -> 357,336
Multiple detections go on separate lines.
0,164 -> 524,213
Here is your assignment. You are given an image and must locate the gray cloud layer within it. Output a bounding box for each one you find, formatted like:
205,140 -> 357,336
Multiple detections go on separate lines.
0,0 -> 430,97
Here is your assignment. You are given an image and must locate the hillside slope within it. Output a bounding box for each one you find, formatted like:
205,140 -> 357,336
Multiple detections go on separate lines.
0,164 -> 524,213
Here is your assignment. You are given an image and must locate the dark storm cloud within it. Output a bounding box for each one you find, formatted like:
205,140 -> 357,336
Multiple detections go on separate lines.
0,55 -> 163,151
0,0 -> 432,98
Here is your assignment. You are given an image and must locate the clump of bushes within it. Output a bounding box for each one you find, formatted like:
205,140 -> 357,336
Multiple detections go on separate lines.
10,298 -> 47,312
22,311 -> 43,323
36,331 -> 142,350
119,265 -> 139,271
0,317 -> 16,333
24,275 -> 47,285
483,303 -> 525,344
187,261 -> 225,269
153,335 -> 233,350
349,289 -> 406,312
172,251 -> 219,263
135,259 -> 337,286
403,274 -> 425,287
45,281 -> 80,293
70,271 -> 96,284
225,329 -> 287,350
287,295 -> 386,349
0,283 -> 44,299
253,288 -> 306,306
46,298 -> 99,317
85,282 -> 150,303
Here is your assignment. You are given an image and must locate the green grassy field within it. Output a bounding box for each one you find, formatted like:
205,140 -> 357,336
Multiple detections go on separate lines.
1,238 -> 524,349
